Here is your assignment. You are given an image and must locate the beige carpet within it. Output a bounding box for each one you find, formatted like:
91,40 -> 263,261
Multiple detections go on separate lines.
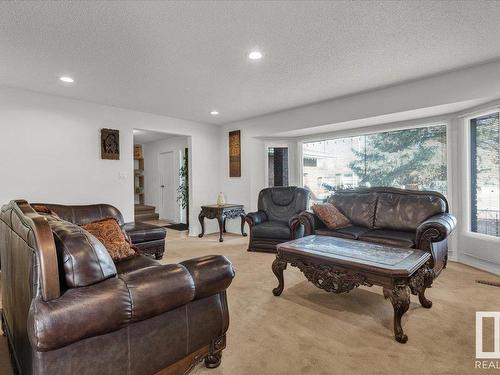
1,230 -> 500,374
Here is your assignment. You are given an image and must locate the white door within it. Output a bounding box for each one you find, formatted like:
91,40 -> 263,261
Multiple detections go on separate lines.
158,151 -> 178,222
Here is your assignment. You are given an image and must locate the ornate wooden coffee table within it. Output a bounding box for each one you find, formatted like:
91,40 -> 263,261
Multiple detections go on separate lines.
272,235 -> 434,343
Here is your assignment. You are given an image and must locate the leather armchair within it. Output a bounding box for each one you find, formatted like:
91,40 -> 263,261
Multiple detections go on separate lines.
298,187 -> 457,277
0,200 -> 235,375
245,187 -> 309,253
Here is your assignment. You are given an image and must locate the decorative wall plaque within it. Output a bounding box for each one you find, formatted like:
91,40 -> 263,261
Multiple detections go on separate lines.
229,130 -> 241,177
101,128 -> 120,160
134,144 -> 143,160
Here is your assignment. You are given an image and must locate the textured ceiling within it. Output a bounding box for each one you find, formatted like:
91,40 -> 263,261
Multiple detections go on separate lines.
1,1 -> 500,125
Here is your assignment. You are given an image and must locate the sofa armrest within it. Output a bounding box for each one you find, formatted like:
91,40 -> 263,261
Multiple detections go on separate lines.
289,214 -> 305,239
181,255 -> 235,300
416,213 -> 457,247
29,277 -> 131,352
298,210 -> 326,235
245,211 -> 268,227
119,264 -> 195,321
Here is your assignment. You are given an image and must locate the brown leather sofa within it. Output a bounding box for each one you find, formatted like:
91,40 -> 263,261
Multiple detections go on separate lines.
36,203 -> 167,259
299,187 -> 456,276
0,200 -> 235,375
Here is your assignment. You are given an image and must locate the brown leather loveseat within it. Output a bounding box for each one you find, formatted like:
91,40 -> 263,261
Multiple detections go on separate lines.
0,200 -> 235,375
36,203 -> 167,260
299,187 -> 456,277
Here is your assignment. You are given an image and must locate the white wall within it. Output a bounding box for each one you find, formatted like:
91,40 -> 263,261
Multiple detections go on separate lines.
141,136 -> 189,223
0,87 -> 220,236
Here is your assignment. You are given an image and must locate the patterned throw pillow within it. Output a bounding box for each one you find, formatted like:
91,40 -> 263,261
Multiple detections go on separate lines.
81,218 -> 137,261
312,203 -> 352,230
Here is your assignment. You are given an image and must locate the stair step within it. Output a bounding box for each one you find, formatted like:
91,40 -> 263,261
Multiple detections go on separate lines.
134,212 -> 160,222
134,204 -> 156,213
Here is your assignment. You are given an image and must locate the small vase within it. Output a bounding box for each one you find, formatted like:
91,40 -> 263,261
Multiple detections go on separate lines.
217,192 -> 226,206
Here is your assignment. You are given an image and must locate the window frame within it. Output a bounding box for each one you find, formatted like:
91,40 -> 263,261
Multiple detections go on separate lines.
298,121 -> 451,198
264,142 -> 291,188
463,109 -> 500,242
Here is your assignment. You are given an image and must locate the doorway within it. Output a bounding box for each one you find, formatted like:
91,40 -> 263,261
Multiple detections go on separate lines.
132,129 -> 189,227
158,151 -> 177,222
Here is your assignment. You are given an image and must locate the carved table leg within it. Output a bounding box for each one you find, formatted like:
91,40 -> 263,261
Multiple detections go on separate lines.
240,213 -> 247,236
198,213 -> 205,238
217,216 -> 224,242
384,285 -> 410,343
154,248 -> 164,260
418,267 -> 434,309
409,263 -> 434,309
272,257 -> 287,296
222,218 -> 227,233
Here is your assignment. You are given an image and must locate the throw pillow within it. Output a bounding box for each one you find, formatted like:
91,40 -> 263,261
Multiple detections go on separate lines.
81,217 -> 137,261
312,203 -> 352,230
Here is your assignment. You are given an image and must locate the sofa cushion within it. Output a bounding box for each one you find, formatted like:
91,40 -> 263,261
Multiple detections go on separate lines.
374,193 -> 446,231
328,192 -> 377,229
122,222 -> 167,243
116,254 -> 159,275
316,225 -> 370,240
36,203 -> 125,226
46,216 -> 117,288
252,221 -> 291,240
258,186 -> 309,223
312,203 -> 351,230
81,218 -> 137,261
358,229 -> 415,249
118,264 -> 195,322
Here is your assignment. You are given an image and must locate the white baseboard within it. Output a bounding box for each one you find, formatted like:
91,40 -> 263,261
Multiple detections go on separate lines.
458,254 -> 500,276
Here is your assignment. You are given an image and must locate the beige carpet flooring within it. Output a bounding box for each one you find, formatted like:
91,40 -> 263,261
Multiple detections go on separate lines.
1,230 -> 500,374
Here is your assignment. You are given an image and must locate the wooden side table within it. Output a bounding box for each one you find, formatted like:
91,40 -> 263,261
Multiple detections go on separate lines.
198,204 -> 247,242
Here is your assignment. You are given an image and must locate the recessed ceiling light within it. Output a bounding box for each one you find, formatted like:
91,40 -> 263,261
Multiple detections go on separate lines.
210,110 -> 219,116
248,50 -> 263,60
59,76 -> 74,83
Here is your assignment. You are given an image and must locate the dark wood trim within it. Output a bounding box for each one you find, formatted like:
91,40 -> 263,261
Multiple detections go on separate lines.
154,345 -> 209,375
15,200 -> 60,301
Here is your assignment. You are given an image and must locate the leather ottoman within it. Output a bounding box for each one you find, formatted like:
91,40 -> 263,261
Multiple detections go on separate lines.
122,222 -> 167,259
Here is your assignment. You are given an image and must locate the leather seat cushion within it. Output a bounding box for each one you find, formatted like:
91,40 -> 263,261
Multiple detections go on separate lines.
116,255 -> 159,275
328,192 -> 377,229
46,216 -> 117,288
316,225 -> 370,240
119,265 -> 195,322
374,193 -> 446,231
122,222 -> 167,243
252,221 -> 291,240
358,229 -> 416,249
257,187 -> 309,222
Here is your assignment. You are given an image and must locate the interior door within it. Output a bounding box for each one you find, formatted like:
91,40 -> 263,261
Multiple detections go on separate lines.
158,151 -> 177,222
